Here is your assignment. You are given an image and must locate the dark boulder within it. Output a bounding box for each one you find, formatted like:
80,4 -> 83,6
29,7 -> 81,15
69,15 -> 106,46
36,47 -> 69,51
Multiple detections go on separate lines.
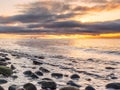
0,86 -> 4,90
30,73 -> 39,79
41,80 -> 57,89
4,57 -> 10,60
85,85 -> 95,90
11,75 -> 18,80
39,67 -> 50,73
51,73 -> 63,78
23,70 -> 33,76
0,79 -> 7,84
42,78 -> 53,80
35,71 -> 43,76
67,81 -> 81,88
59,86 -> 79,90
70,74 -> 80,80
34,56 -> 45,59
105,67 -> 115,70
106,83 -> 120,89
33,60 -> 43,65
0,61 -> 7,66
8,85 -> 17,90
24,83 -> 37,90
11,65 -> 16,70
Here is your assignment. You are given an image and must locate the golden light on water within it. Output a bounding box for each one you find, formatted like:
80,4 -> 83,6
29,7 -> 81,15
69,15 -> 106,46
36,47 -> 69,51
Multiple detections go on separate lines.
0,33 -> 120,39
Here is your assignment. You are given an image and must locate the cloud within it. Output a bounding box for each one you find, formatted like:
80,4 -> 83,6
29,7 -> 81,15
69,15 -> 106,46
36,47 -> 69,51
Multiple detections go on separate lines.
0,0 -> 120,35
43,19 -> 120,34
73,3 -> 120,12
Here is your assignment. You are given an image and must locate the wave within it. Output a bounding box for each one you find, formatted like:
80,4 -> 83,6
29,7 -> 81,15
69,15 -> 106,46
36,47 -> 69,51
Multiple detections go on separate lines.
73,47 -> 120,55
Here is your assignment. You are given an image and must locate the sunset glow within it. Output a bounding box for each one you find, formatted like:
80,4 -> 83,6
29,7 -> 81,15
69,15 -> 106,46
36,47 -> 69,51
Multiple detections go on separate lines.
0,0 -> 120,38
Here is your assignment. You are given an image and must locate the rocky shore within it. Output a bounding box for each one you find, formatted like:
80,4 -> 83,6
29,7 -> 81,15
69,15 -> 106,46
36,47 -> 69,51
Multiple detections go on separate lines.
0,49 -> 120,90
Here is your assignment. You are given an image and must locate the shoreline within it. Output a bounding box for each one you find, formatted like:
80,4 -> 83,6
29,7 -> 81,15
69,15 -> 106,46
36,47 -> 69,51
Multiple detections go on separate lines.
0,48 -> 120,90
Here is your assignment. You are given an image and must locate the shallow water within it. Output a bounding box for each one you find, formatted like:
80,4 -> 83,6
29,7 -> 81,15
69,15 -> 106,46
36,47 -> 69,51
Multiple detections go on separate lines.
0,38 -> 120,90
0,38 -> 120,60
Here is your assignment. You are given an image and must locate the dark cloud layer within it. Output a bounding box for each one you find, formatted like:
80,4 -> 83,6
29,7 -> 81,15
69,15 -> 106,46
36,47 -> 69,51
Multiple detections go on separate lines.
0,0 -> 120,35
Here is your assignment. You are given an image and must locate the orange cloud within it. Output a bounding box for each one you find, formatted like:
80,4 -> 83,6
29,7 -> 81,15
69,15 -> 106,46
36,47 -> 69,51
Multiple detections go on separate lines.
74,3 -> 120,13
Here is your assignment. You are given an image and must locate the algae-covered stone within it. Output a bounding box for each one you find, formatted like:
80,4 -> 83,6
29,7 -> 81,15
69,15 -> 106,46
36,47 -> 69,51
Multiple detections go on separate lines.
0,66 -> 12,76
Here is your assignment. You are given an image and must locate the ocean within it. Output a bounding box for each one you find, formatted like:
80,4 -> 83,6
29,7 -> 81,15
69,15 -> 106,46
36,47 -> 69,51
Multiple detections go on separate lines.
0,38 -> 120,61
0,38 -> 120,90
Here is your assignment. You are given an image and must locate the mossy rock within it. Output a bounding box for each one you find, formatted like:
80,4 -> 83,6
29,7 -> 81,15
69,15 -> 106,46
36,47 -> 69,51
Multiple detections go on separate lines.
60,86 -> 80,90
0,66 -> 12,76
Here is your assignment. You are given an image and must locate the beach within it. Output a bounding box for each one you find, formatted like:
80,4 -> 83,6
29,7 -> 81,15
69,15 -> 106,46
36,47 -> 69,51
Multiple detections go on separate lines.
0,38 -> 120,90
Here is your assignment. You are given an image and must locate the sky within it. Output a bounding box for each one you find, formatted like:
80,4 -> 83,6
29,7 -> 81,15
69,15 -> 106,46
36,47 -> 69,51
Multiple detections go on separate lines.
0,0 -> 120,38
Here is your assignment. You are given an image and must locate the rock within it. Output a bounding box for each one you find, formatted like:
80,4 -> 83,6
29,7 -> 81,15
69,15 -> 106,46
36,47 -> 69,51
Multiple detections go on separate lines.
30,73 -> 39,79
41,80 -> 57,89
85,86 -> 95,90
34,56 -> 45,59
33,60 -> 43,65
106,83 -> 120,89
23,70 -> 33,76
105,67 -> 115,70
0,79 -> 8,84
31,67 -> 36,69
0,58 -> 6,62
70,74 -> 80,80
8,85 -> 17,90
4,57 -> 10,60
23,83 -> 37,90
0,53 -> 8,57
11,75 -> 18,79
23,70 -> 38,79
60,86 -> 79,90
42,78 -> 53,80
67,81 -> 81,88
106,73 -> 118,80
111,76 -> 118,79
0,66 -> 12,76
0,61 -> 7,66
64,74 -> 69,77
17,88 -> 25,90
38,78 -> 53,84
35,71 -> 43,76
51,73 -> 63,78
0,86 -> 4,90
39,67 -> 50,73
87,58 -> 94,62
11,65 -> 16,70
